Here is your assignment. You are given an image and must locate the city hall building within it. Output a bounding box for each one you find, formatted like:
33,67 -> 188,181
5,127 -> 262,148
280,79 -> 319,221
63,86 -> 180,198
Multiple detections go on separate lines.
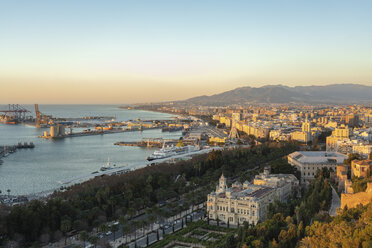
207,174 -> 275,225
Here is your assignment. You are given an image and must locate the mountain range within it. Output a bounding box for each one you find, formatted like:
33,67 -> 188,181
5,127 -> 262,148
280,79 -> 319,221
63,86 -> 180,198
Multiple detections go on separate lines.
182,84 -> 372,105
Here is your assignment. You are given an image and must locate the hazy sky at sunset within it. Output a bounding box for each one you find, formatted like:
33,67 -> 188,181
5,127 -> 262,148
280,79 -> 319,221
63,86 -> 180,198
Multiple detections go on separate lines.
1,0 -> 371,104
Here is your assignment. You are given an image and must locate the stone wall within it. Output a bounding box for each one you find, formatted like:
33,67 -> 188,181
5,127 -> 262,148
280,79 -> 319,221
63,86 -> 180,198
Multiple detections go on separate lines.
341,182 -> 372,209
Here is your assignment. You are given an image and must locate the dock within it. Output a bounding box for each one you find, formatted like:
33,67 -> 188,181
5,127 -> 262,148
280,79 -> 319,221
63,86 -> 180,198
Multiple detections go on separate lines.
114,138 -> 195,148
115,138 -> 178,148
0,142 -> 35,160
39,127 -> 161,139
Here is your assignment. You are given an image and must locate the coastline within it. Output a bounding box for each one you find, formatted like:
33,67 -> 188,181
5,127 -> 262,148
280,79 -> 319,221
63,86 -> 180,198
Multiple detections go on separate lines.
120,105 -> 187,118
0,106 -> 183,197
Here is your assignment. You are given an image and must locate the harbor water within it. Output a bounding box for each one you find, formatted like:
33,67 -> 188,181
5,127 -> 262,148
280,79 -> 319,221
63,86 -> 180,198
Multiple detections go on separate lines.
0,105 -> 181,195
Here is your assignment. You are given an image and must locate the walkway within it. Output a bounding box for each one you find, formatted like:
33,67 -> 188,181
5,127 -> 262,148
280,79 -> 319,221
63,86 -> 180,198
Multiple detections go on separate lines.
329,186 -> 341,216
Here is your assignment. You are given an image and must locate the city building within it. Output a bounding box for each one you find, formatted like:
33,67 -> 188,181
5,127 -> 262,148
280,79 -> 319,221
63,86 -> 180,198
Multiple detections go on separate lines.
352,144 -> 372,159
326,125 -> 351,151
253,167 -> 299,202
290,130 -> 311,143
336,164 -> 349,192
242,123 -> 271,139
269,129 -> 290,142
351,160 -> 372,178
288,151 -> 347,185
207,174 -> 275,225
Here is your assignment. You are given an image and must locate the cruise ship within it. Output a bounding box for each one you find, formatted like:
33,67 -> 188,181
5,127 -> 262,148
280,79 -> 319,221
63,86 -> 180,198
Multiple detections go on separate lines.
146,143 -> 199,161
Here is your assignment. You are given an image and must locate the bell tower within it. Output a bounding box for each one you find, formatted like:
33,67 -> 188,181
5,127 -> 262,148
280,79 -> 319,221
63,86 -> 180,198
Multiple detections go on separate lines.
216,174 -> 227,193
302,117 -> 311,133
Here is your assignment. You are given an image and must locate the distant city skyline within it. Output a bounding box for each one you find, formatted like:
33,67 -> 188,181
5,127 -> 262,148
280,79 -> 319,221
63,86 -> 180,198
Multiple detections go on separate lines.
1,0 -> 372,104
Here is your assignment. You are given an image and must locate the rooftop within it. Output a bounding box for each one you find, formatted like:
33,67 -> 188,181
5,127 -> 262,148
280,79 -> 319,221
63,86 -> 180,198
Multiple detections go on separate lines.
289,151 -> 347,164
214,184 -> 274,200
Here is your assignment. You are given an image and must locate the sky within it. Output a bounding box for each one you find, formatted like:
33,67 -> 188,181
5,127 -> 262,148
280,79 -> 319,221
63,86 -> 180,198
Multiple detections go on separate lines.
0,0 -> 371,104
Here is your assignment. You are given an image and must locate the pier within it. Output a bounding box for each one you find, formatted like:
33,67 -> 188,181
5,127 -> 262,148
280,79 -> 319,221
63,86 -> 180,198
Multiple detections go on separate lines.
0,142 -> 35,161
115,138 -> 177,148
39,127 -> 162,139
114,138 -> 195,148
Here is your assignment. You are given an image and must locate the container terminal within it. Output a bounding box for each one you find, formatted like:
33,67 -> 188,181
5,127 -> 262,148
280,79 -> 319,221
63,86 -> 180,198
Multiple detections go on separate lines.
39,125 -> 162,139
0,104 -> 192,140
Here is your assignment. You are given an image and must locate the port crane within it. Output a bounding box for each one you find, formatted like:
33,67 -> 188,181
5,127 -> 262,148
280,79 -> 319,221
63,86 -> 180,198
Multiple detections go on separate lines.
0,104 -> 31,123
35,104 -> 41,128
34,104 -> 52,128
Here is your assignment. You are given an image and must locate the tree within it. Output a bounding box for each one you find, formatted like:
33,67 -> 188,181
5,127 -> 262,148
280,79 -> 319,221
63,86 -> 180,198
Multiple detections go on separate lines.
99,223 -> 108,243
1,143 -> 301,246
122,225 -> 130,244
148,214 -> 156,231
88,235 -> 98,248
128,208 -> 136,220
271,239 -> 279,248
119,215 -> 128,236
295,206 -> 301,225
110,224 -> 119,240
344,153 -> 361,165
99,223 -> 108,234
79,231 -> 89,247
297,221 -> 304,240
6,189 -> 10,197
60,219 -> 71,245
92,219 -> 101,233
225,234 -> 237,248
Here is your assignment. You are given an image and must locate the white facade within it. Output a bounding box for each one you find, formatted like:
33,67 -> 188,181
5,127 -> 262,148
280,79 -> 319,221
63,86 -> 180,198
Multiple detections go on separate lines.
207,175 -> 275,225
288,151 -> 347,185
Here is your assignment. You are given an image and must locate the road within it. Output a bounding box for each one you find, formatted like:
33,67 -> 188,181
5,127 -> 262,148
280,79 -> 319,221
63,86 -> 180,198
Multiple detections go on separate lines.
329,186 -> 341,216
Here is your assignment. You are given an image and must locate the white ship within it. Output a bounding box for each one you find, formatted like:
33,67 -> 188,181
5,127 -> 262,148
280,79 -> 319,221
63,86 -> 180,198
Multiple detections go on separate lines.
146,140 -> 199,161
100,157 -> 116,171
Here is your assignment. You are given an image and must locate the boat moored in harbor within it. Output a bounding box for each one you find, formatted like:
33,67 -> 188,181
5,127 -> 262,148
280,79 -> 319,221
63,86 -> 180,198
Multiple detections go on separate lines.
146,140 -> 199,161
100,158 -> 117,171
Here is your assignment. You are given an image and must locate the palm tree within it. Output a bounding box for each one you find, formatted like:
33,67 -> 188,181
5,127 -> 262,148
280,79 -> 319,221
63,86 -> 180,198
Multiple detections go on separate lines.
128,208 -> 136,220
60,219 -> 72,245
132,221 -> 139,241
119,215 -> 128,237
88,235 -> 99,248
7,189 -> 10,197
141,219 -> 148,236
122,225 -> 130,244
99,223 -> 108,234
99,223 -> 108,243
148,214 -> 156,231
110,224 -> 119,240
92,219 -> 101,233
79,231 -> 89,247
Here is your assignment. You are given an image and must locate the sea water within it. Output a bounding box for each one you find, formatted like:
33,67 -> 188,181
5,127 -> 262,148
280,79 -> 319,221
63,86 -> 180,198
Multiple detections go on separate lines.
0,105 -> 181,195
